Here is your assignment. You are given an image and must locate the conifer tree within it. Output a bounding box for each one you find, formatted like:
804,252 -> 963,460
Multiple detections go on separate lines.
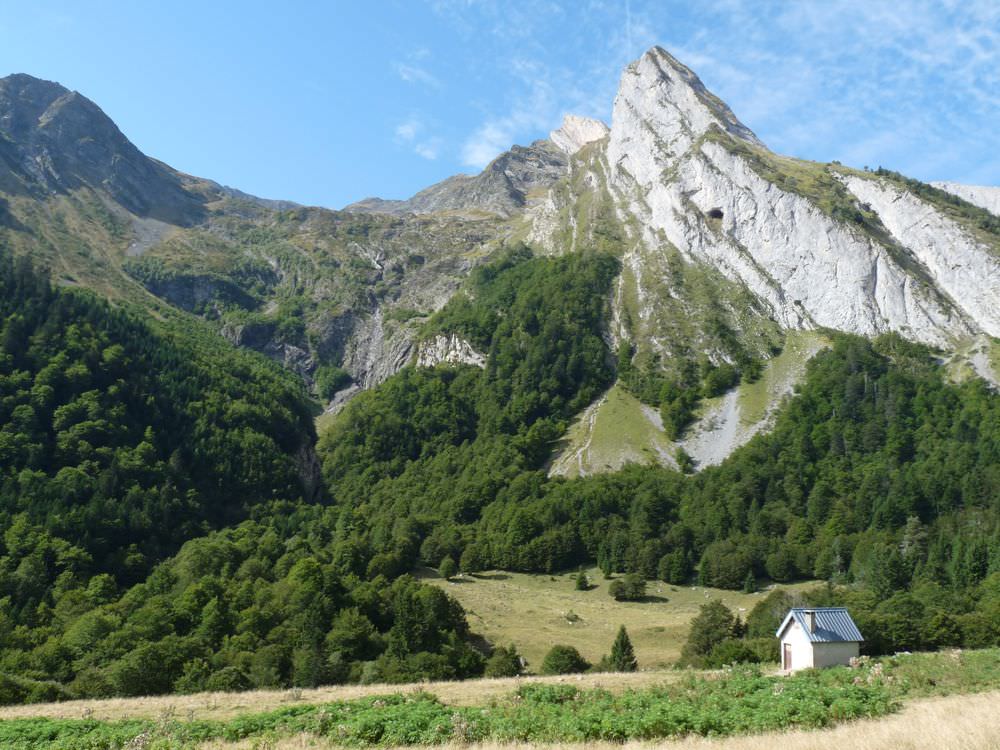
575,570 -> 589,591
609,625 -> 638,672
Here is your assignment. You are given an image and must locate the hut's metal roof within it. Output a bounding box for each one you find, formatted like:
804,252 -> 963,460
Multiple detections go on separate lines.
776,607 -> 864,643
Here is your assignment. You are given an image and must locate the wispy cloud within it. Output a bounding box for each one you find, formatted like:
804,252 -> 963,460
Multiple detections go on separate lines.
459,59 -> 564,168
395,63 -> 443,89
394,116 -> 443,160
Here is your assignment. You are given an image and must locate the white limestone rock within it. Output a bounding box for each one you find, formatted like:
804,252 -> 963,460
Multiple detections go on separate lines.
550,115 -> 609,155
595,45 -> 981,348
416,334 -> 486,369
842,174 -> 1000,338
931,182 -> 1000,217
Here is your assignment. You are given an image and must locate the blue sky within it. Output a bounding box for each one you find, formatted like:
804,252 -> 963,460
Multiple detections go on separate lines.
1,1 -> 997,208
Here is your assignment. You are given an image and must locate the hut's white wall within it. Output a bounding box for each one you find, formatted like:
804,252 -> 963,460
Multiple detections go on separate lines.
780,619 -> 814,671
812,641 -> 859,668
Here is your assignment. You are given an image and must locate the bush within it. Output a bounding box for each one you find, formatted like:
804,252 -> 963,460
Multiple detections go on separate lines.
678,600 -> 738,667
484,645 -> 523,678
704,638 -> 761,668
315,365 -> 352,400
205,666 -> 252,692
609,573 -> 646,601
541,645 -> 590,675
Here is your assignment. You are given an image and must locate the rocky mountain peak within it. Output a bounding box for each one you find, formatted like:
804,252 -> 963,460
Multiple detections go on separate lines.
550,114 -> 609,155
346,139 -> 567,218
608,46 -> 762,178
0,72 -> 205,225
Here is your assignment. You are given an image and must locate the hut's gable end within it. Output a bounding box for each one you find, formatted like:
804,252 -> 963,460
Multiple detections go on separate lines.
780,619 -> 814,670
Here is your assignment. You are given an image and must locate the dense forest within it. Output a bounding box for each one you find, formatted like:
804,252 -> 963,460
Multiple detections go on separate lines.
0,250 -> 479,702
1,244 -> 999,703
0,248 -> 321,591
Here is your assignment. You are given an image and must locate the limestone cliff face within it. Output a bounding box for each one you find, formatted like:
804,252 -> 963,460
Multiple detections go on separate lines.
842,175 -> 1000,338
932,182 -> 1000,217
529,46 -> 996,354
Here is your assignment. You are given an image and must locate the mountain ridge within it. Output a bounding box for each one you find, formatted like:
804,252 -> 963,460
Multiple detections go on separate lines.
0,52 -> 998,429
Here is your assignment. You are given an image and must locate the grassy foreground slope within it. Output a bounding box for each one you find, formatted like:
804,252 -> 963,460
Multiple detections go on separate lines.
1,649 -> 998,749
423,569 -> 818,668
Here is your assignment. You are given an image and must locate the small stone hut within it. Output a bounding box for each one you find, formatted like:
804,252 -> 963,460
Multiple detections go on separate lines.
776,607 -> 863,672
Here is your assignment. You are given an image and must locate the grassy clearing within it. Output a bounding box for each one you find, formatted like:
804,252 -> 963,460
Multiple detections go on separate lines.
735,331 -> 828,427
424,569 -> 819,669
550,331 -> 828,478
549,385 -> 674,478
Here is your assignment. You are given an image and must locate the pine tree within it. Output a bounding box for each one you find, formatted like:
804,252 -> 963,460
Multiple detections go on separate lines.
742,570 -> 756,593
575,570 -> 589,591
609,624 -> 637,672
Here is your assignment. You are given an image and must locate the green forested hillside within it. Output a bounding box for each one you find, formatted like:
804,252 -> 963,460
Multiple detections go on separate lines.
315,249 -> 1000,653
0,250 -> 485,702
2,245 -> 1000,705
0,251 -> 315,588
320,246 -> 620,573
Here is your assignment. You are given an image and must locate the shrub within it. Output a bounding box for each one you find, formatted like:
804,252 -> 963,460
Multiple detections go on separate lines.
484,645 -> 523,678
704,638 -> 760,668
541,645 -> 590,675
315,365 -> 352,400
609,573 -> 646,601
678,600 -> 738,667
439,556 -> 457,581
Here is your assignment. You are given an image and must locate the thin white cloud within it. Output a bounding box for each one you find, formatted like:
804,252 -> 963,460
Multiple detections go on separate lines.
395,63 -> 442,89
395,119 -> 421,142
459,60 -> 561,168
414,139 -> 442,160
461,123 -> 510,168
432,0 -> 1000,184
394,117 -> 443,160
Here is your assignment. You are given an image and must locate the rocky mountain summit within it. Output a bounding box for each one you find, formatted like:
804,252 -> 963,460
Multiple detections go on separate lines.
0,74 -> 208,225
0,49 -> 997,452
346,139 -> 568,218
531,47 -> 999,355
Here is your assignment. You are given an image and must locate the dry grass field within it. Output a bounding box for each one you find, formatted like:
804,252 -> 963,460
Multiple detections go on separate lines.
193,690 -> 1000,750
423,568 -> 819,668
0,670 -> 679,723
